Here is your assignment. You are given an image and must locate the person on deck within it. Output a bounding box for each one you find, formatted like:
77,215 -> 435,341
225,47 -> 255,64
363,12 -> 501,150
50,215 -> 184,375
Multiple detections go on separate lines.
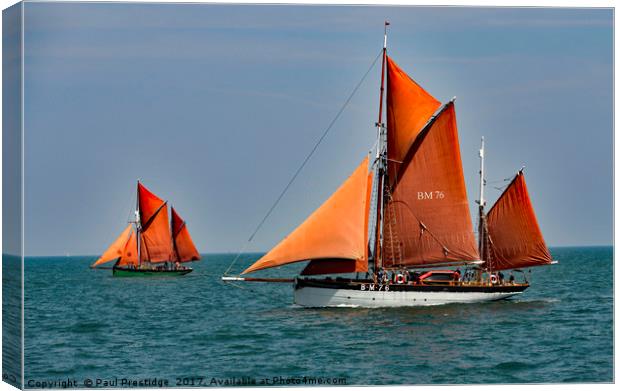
498,271 -> 505,284
454,268 -> 461,282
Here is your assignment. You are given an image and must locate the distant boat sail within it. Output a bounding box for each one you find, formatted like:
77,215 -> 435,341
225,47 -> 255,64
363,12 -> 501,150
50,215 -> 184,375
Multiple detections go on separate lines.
223,23 -> 555,307
91,181 -> 200,276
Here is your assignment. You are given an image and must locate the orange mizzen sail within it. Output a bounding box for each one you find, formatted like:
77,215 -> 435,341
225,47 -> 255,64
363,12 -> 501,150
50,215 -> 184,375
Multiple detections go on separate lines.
92,224 -> 132,267
386,56 -> 441,184
243,157 -> 373,275
171,207 -> 201,263
301,170 -> 374,275
485,172 -> 553,270
383,102 -> 479,268
118,230 -> 139,267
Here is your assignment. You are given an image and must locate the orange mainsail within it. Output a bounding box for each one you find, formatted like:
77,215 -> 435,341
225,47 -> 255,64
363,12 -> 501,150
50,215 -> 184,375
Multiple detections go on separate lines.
386,56 -> 441,184
140,205 -> 173,263
117,230 -> 139,267
242,157 -> 373,275
138,182 -> 173,263
171,207 -> 201,263
485,172 -> 553,270
92,224 -> 133,267
382,102 -> 479,268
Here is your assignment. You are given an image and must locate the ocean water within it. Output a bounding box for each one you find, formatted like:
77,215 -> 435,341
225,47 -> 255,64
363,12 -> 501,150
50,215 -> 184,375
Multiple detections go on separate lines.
21,247 -> 612,386
3,255 -> 22,388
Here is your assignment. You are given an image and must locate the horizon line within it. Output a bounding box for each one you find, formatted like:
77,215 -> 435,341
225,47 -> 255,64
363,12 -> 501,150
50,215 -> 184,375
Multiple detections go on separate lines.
6,244 -> 615,259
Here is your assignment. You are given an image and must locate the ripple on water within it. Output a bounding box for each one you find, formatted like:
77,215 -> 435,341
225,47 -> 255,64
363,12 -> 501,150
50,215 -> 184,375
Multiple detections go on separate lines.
71,321 -> 107,334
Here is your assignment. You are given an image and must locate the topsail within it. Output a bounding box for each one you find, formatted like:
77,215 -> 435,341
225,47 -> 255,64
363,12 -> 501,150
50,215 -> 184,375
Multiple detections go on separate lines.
386,56 -> 441,185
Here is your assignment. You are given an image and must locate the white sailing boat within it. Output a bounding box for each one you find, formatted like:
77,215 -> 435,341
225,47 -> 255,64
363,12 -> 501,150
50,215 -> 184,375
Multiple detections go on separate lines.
223,23 -> 555,307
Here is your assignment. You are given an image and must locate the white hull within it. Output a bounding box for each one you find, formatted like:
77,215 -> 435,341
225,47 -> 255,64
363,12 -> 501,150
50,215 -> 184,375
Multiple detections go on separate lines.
294,286 -> 523,308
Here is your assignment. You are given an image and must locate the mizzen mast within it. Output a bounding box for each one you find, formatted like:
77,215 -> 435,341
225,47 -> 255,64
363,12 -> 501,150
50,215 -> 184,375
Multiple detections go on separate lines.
477,137 -> 488,267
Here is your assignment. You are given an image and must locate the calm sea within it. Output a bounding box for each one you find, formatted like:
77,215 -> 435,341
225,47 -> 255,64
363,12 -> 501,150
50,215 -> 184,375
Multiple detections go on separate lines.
17,246 -> 613,386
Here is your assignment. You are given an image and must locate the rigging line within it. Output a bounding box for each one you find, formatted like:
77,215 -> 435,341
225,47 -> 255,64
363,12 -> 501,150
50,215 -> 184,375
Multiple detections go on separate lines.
222,279 -> 277,300
486,177 -> 513,184
248,49 -> 382,243
224,49 -> 383,276
126,190 -> 136,225
387,200 -> 451,256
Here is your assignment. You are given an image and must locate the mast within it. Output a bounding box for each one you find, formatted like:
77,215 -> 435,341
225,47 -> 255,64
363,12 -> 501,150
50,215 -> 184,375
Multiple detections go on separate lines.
377,21 -> 389,126
136,180 -> 142,266
171,204 -> 179,262
477,137 -> 487,272
373,21 -> 389,279
478,137 -> 485,212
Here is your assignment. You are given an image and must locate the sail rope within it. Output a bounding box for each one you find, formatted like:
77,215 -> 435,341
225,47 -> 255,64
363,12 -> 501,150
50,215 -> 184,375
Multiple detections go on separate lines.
126,192 -> 136,225
221,279 -> 285,302
383,199 -> 452,266
223,50 -> 383,276
486,176 -> 514,191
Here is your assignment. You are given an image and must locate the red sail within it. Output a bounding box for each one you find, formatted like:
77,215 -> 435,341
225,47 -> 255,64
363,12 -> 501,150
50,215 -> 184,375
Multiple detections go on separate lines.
485,172 -> 553,270
117,230 -> 139,267
137,182 -> 173,263
138,182 -> 165,227
301,259 -> 363,276
386,56 -> 442,184
382,102 -> 479,268
171,207 -> 201,263
140,204 -> 173,263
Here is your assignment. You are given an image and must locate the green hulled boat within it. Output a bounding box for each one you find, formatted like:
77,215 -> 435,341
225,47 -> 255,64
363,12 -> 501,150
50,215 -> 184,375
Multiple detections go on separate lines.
91,181 -> 201,277
112,266 -> 193,277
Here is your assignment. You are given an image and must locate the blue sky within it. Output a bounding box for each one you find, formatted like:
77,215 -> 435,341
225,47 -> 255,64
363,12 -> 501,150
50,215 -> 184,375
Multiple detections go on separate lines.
19,3 -> 612,255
